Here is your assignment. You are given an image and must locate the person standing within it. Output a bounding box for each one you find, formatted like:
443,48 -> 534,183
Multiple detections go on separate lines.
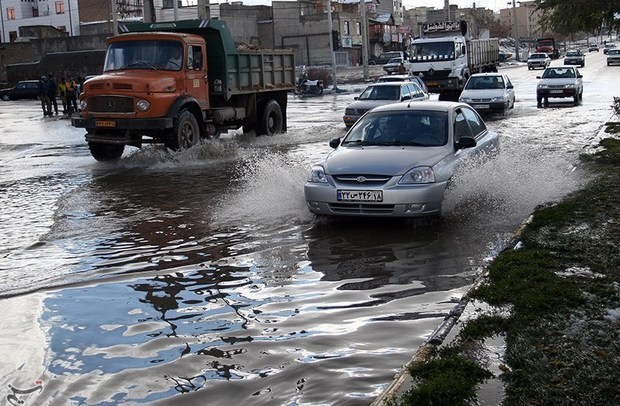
38,76 -> 51,116
47,74 -> 58,115
57,77 -> 67,114
65,75 -> 78,115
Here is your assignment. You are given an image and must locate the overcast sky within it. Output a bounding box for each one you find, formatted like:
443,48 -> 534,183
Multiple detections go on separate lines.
207,0 -> 505,12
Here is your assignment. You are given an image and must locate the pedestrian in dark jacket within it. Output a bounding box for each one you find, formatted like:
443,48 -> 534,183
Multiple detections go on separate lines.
47,74 -> 58,115
38,76 -> 51,116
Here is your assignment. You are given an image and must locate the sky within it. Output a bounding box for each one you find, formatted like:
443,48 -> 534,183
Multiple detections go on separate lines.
206,0 -> 505,12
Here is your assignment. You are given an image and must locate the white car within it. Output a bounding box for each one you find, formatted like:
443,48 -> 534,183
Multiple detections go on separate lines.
536,66 -> 583,107
459,73 -> 515,115
342,82 -> 429,127
607,49 -> 620,65
527,53 -> 551,70
306,101 -> 500,218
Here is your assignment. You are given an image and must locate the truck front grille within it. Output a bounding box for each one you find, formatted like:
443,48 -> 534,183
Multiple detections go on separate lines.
88,96 -> 134,113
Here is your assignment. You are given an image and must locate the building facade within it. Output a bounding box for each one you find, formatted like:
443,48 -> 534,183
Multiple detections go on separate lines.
0,0 -> 80,42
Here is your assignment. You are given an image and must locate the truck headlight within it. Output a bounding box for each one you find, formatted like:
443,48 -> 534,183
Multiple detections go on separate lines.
136,99 -> 150,112
80,100 -> 87,110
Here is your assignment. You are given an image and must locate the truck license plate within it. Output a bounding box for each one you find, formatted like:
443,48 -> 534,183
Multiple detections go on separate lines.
96,120 -> 116,128
337,190 -> 383,202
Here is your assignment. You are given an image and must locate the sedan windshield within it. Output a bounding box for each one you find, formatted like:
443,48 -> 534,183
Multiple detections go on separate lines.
465,76 -> 505,90
542,68 -> 575,78
343,110 -> 448,147
104,40 -> 183,72
358,85 -> 400,100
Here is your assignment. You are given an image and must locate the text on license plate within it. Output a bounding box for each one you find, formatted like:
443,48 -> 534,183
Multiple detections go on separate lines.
474,104 -> 490,109
337,190 -> 383,202
549,90 -> 563,94
96,120 -> 116,127
426,82 -> 438,87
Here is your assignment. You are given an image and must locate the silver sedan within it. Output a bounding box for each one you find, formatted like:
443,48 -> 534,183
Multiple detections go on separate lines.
305,101 -> 500,217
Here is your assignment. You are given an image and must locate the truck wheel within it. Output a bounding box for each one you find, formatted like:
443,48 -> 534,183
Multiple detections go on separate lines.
166,109 -> 200,150
257,100 -> 283,136
89,142 -> 124,161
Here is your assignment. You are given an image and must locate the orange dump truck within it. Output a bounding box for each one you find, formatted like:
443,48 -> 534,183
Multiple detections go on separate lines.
72,19 -> 295,161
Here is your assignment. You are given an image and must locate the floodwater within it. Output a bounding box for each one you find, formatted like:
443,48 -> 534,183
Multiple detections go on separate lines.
0,53 -> 615,405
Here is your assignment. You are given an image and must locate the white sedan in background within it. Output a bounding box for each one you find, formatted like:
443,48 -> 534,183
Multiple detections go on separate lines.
305,101 -> 500,218
459,73 -> 516,115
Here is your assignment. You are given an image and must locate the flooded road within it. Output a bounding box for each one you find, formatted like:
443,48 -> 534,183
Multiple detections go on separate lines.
0,52 -> 616,405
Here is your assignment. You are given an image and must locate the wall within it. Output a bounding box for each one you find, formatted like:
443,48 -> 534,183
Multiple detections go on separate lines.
0,34 -> 108,83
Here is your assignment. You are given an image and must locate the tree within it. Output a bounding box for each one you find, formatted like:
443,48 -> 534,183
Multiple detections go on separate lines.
535,0 -> 620,36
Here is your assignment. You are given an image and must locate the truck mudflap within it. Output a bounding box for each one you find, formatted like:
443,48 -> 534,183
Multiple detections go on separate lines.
72,117 -> 174,131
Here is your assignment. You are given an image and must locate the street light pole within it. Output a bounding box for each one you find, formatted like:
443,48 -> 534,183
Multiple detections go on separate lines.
327,0 -> 339,91
511,1 -> 520,61
360,0 -> 368,80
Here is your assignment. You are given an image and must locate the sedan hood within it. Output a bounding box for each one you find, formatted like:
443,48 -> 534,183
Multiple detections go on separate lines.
538,78 -> 578,86
347,99 -> 399,111
324,146 -> 448,175
460,89 -> 505,99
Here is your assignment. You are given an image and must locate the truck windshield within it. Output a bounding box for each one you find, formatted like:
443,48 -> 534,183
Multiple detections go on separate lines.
103,40 -> 184,72
410,42 -> 455,61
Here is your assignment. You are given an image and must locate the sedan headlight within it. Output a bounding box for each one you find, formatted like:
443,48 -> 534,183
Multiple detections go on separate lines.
308,165 -> 328,183
564,84 -> 576,89
399,166 -> 436,184
459,97 -> 472,103
538,84 -> 549,89
136,99 -> 150,112
491,96 -> 505,102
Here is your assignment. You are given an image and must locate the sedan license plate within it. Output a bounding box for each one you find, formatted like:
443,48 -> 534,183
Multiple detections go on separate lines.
337,190 -> 383,202
549,90 -> 563,94
474,104 -> 490,109
96,120 -> 116,128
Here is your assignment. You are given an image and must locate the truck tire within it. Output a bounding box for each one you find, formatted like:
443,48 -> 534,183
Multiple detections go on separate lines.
89,142 -> 124,161
166,108 -> 200,150
257,100 -> 283,136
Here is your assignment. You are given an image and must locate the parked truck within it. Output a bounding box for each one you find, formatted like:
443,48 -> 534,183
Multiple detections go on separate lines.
408,21 -> 499,101
72,19 -> 295,161
536,38 -> 560,59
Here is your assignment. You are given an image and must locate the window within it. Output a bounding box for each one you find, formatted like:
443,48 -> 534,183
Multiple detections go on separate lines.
344,21 -> 350,36
453,110 -> 472,142
55,1 -> 64,14
461,107 -> 486,137
7,7 -> 16,20
188,45 -> 203,69
356,22 -> 361,35
32,7 -> 39,17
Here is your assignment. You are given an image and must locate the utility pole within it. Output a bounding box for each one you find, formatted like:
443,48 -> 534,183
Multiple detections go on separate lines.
197,0 -> 210,19
361,0 -> 368,80
111,0 -> 118,35
327,0 -> 339,91
511,1 -> 520,61
173,0 -> 179,20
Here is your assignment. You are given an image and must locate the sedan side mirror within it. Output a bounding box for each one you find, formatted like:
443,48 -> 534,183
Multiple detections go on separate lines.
577,74 -> 583,78
507,84 -> 514,89
536,76 -> 542,79
329,137 -> 341,149
354,96 -> 359,100
455,136 -> 477,150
